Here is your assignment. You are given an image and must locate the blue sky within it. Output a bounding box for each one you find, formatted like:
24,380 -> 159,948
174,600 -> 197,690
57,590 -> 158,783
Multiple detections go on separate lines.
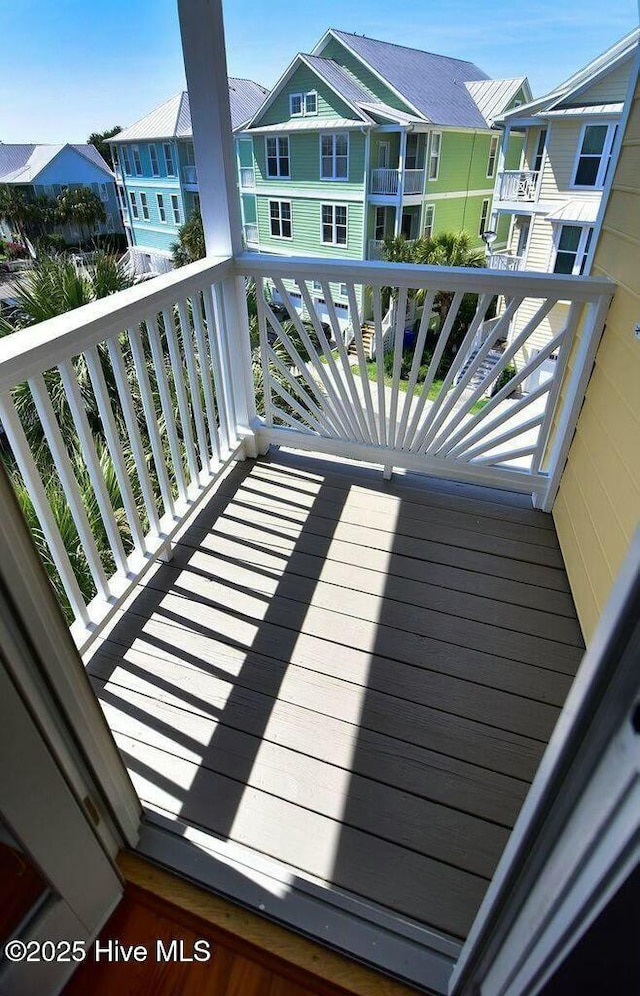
0,0 -> 637,143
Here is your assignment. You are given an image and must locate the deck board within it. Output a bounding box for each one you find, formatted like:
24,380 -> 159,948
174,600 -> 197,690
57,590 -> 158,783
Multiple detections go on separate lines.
89,452 -> 584,942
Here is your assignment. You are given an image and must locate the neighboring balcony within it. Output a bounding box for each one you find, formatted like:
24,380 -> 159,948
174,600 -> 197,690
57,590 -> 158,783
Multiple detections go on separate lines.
243,222 -> 259,245
183,164 -> 198,185
488,251 -> 524,271
240,166 -> 255,189
370,166 -> 425,196
498,170 -> 540,202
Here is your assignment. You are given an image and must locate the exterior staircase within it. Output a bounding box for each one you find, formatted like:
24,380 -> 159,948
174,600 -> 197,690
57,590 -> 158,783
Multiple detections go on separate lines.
348,322 -> 376,360
456,345 -> 505,396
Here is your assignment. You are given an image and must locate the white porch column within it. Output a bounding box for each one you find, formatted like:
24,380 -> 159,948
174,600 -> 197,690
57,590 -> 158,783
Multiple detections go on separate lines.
177,0 -> 258,450
394,128 -> 407,237
496,124 -> 511,202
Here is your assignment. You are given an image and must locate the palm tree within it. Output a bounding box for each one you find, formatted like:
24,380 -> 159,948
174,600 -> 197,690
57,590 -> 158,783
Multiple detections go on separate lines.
56,186 -> 106,245
0,185 -> 33,251
412,231 -> 486,327
171,211 -> 205,267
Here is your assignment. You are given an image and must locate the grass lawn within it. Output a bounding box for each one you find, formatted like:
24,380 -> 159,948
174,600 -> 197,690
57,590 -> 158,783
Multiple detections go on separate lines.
354,361 -> 489,413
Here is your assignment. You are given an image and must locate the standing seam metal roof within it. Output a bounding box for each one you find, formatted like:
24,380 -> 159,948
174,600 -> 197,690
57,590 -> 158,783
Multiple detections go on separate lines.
0,143 -> 112,183
328,29 -> 492,128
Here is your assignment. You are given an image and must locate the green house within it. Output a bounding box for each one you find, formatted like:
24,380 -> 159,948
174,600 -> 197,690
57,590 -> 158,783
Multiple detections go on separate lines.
237,28 -> 530,323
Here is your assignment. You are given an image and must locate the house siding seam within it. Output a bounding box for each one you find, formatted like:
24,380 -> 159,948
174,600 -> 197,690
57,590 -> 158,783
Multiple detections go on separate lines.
553,70 -> 640,642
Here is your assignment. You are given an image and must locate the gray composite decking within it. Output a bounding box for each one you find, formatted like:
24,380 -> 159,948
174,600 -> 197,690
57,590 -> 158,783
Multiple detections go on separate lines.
88,450 -> 584,942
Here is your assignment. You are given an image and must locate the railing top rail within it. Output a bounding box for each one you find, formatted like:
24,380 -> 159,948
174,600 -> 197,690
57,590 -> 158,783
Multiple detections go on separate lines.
0,255 -> 233,391
234,252 -> 615,302
499,169 -> 539,176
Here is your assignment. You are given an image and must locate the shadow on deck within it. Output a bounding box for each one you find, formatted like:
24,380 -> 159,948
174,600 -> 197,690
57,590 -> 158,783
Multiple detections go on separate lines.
87,449 -> 584,953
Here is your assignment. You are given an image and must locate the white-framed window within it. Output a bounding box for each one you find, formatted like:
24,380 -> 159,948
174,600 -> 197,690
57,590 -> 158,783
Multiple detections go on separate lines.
406,133 -> 419,170
321,203 -> 347,245
170,194 -> 181,224
423,204 -> 435,239
552,224 -> 593,275
156,193 -> 166,222
193,192 -> 201,214
479,198 -> 490,237
377,141 -> 390,168
163,143 -> 176,177
269,199 -> 292,238
338,282 -> 348,298
320,133 -> 349,180
149,144 -> 160,176
312,280 -> 322,292
428,131 -> 442,180
121,146 -> 132,174
375,205 -> 386,240
265,136 -> 290,178
533,128 -> 547,172
290,91 -> 317,117
184,141 -> 196,167
129,191 -> 139,219
487,135 -> 499,178
132,145 -> 142,176
99,183 -> 109,202
140,192 -> 149,220
572,123 -> 617,188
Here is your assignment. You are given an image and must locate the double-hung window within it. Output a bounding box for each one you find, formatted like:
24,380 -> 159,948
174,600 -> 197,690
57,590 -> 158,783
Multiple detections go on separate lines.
170,194 -> 181,224
478,198 -> 490,237
149,144 -> 160,176
423,204 -> 435,239
121,146 -> 132,175
573,123 -> 617,187
140,192 -> 149,220
99,183 -> 109,202
266,137 -> 290,178
321,204 -> 347,245
487,135 -> 499,177
290,91 -> 317,117
163,143 -> 176,177
269,200 -> 292,238
129,191 -> 139,219
132,145 -> 142,176
533,128 -> 547,172
428,132 -> 442,180
157,193 -> 166,222
553,225 -> 593,275
320,133 -> 348,180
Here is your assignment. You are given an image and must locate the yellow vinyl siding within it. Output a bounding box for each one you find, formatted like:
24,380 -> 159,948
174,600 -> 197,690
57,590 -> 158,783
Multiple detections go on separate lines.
571,59 -> 633,104
553,70 -> 640,642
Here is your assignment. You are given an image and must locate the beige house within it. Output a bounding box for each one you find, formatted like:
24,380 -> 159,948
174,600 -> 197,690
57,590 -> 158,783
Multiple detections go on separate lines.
489,29 -> 638,372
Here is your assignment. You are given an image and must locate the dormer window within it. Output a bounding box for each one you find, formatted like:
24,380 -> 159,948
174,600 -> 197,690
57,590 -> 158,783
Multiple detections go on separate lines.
290,91 -> 318,117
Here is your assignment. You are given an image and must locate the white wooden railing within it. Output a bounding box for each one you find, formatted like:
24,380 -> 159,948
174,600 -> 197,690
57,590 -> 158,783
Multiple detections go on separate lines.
404,168 -> 425,194
0,256 -> 251,652
0,251 -> 613,648
498,170 -> 540,201
183,164 -> 198,184
240,166 -> 255,189
370,168 -> 399,194
488,252 -> 524,271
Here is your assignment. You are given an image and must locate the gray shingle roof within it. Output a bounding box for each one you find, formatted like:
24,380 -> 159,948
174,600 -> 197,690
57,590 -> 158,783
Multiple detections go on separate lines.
113,79 -> 268,143
326,29 -> 492,128
0,143 -> 112,183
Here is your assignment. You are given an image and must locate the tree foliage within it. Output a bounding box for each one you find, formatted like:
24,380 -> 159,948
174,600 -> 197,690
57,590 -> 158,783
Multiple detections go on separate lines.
171,211 -> 206,267
87,126 -> 122,170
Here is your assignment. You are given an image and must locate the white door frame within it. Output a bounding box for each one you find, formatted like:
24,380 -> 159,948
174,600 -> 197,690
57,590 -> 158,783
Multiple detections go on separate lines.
451,529 -> 640,995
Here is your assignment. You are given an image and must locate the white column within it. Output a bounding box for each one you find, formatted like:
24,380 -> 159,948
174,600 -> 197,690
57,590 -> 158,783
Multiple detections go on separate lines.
394,128 -> 407,237
177,0 -> 243,257
496,124 -> 511,201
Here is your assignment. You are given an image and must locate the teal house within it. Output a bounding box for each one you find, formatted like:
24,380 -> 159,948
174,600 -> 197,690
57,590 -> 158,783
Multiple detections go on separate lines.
110,80 -> 267,274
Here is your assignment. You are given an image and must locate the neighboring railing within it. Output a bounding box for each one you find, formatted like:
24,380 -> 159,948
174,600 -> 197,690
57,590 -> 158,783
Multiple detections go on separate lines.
239,254 -> 613,508
498,170 -> 540,201
370,168 -> 399,194
404,169 -> 425,194
183,164 -> 198,184
243,223 -> 259,244
368,239 -> 385,259
0,256 -> 247,652
488,252 -> 524,271
240,166 -> 255,189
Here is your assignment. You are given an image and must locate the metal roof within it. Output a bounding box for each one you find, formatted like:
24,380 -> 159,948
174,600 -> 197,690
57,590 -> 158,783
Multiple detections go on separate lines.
324,29 -> 492,128
465,78 -> 528,126
302,55 -> 378,107
247,117 -> 366,134
0,143 -> 112,183
543,103 -> 624,117
546,199 -> 600,224
113,79 -> 268,143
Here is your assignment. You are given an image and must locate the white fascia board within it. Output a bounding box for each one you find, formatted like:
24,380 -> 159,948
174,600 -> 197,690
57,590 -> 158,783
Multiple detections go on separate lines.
312,28 -> 425,121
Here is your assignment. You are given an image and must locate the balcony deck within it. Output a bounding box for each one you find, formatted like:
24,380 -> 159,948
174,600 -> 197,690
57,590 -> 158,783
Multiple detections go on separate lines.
86,448 -> 584,946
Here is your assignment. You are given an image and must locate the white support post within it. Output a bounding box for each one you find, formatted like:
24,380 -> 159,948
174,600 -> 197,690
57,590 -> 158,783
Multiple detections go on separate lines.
496,124 -> 510,203
177,0 -> 259,458
394,129 -> 407,237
